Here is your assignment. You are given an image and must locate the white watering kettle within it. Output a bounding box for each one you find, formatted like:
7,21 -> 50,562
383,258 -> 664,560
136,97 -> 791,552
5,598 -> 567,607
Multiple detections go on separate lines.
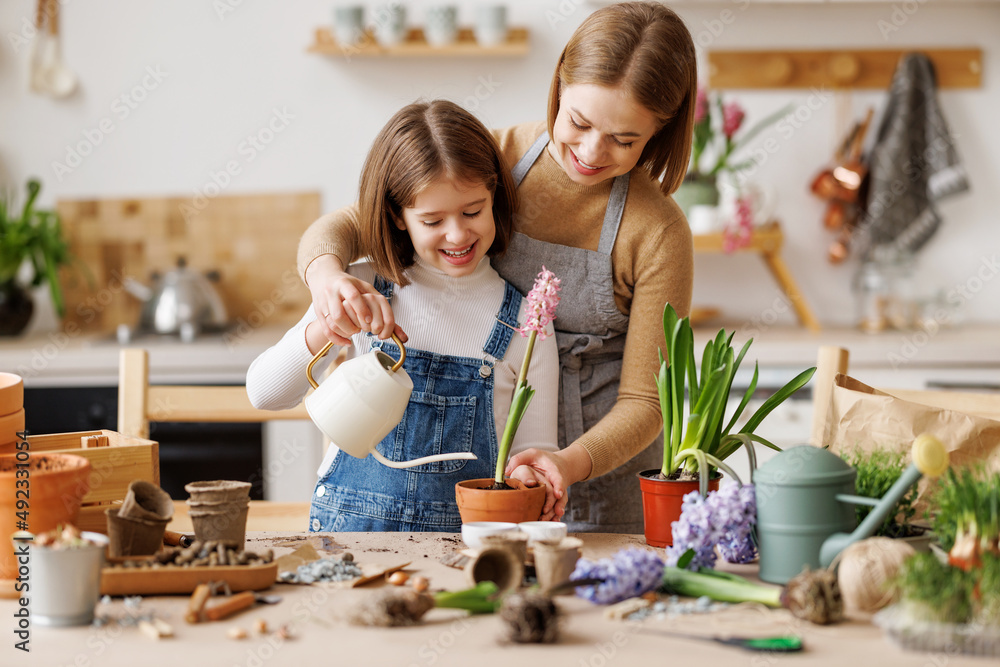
303,334 -> 476,469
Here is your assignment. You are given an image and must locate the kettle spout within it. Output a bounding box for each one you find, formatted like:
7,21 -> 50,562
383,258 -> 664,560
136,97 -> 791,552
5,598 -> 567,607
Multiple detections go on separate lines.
122,276 -> 154,302
819,434 -> 949,567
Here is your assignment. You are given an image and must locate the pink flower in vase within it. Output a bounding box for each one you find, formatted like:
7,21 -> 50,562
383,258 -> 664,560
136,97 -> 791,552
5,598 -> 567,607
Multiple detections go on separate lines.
722,196 -> 754,254
694,88 -> 710,125
722,101 -> 746,139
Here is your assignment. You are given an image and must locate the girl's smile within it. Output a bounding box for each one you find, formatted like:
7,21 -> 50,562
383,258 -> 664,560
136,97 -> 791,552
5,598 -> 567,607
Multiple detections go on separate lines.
549,83 -> 659,185
397,177 -> 496,277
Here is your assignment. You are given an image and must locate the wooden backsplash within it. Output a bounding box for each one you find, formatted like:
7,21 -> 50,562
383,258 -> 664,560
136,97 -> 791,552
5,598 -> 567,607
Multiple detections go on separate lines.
56,191 -> 321,334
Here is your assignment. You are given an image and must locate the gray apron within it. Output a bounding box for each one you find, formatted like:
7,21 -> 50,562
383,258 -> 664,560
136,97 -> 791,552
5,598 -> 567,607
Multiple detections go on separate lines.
493,132 -> 660,533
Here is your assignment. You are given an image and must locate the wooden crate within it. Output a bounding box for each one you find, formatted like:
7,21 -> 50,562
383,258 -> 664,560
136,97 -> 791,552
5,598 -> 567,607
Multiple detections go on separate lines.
25,429 -> 159,534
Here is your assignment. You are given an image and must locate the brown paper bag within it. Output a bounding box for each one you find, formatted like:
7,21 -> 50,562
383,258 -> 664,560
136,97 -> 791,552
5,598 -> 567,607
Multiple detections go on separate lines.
823,373 -> 1000,503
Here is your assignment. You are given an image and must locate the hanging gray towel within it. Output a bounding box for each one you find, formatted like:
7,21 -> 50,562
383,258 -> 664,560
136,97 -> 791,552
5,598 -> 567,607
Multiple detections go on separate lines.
861,52 -> 969,259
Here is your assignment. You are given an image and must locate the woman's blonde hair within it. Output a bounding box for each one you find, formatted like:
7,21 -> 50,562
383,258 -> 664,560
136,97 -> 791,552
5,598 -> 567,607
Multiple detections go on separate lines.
358,100 -> 518,286
547,2 -> 696,195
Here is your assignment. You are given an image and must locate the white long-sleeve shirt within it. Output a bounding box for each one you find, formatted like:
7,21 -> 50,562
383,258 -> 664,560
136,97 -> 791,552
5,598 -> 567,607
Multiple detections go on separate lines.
246,257 -> 559,476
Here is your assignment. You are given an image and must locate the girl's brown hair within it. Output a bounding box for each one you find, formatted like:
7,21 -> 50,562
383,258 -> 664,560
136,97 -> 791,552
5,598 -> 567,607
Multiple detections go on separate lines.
547,2 -> 696,196
358,99 -> 517,286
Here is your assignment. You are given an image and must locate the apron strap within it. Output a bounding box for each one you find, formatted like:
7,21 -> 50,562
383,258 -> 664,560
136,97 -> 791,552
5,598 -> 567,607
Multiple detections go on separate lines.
599,173 -> 630,255
512,132 -> 550,187
481,281 -> 523,360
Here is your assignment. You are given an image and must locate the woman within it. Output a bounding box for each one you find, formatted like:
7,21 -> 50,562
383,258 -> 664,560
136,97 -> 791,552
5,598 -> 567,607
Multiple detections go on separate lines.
297,2 -> 695,533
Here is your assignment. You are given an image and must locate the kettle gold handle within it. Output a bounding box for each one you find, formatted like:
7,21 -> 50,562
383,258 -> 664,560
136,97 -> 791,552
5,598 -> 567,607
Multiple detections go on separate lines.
306,333 -> 407,390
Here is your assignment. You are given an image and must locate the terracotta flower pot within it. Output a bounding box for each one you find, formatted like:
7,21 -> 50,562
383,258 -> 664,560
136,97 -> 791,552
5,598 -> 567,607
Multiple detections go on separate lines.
454,478 -> 546,524
0,453 -> 92,592
637,469 -> 720,548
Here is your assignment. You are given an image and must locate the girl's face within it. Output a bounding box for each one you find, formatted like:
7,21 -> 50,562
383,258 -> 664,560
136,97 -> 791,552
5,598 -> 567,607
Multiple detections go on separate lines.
549,83 -> 659,185
397,176 -> 496,277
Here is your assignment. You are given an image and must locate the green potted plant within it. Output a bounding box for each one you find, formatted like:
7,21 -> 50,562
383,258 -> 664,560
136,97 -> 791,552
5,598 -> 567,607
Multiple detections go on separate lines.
848,446 -> 933,548
0,178 -> 72,335
455,267 -> 560,524
637,303 -> 815,547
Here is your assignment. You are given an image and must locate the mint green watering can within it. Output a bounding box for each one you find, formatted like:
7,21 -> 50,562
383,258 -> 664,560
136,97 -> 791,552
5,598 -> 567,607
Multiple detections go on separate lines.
755,435 -> 949,584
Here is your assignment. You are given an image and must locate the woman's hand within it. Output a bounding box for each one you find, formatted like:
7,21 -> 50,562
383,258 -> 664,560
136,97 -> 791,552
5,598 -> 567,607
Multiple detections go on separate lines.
305,255 -> 406,345
505,444 -> 592,521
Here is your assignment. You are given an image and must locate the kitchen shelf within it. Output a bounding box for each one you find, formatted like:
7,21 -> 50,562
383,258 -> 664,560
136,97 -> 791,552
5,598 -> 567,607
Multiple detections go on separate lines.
308,26 -> 529,57
694,221 -> 821,332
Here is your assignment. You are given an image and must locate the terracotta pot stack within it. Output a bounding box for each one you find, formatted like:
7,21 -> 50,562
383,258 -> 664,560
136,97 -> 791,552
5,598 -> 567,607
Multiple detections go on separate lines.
0,453 -> 91,594
0,373 -> 25,455
105,480 -> 173,557
185,480 -> 251,549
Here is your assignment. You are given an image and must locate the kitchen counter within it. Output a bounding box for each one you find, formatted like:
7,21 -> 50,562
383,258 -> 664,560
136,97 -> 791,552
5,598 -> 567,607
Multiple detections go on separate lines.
0,530 -> 987,665
0,325 -> 294,388
3,322 -> 999,388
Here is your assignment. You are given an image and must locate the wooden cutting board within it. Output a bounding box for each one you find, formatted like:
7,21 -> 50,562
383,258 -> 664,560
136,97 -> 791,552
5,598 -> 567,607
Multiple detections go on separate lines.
56,191 -> 321,334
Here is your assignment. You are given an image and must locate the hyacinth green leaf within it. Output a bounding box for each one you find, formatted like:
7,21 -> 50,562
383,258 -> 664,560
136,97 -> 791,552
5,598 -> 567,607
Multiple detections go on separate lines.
739,367 -> 816,435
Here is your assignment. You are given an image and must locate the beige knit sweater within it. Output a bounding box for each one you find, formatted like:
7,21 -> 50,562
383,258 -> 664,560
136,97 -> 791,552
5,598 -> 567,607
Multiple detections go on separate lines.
297,121 -> 693,479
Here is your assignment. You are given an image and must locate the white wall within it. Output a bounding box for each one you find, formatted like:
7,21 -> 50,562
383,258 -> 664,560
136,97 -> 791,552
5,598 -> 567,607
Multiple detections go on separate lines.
2,1 -> 998,330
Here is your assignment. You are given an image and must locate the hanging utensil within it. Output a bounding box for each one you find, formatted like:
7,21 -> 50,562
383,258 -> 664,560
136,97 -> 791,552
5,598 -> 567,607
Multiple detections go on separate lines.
28,0 -> 49,94
39,0 -> 78,98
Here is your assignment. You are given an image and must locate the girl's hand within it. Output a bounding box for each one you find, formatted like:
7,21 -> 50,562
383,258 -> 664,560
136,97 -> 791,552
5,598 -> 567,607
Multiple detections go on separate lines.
305,255 -> 406,345
506,449 -> 578,521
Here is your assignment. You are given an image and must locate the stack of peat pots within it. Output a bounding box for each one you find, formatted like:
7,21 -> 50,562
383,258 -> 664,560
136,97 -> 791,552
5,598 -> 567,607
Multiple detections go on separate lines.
185,480 -> 251,549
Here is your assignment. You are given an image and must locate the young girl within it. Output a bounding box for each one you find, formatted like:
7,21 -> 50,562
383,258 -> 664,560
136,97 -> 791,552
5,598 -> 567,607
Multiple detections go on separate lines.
246,100 -> 559,533
294,2 -> 695,533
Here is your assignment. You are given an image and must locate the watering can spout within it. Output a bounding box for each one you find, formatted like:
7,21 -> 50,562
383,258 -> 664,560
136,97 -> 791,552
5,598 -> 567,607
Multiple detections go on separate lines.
819,434 -> 948,567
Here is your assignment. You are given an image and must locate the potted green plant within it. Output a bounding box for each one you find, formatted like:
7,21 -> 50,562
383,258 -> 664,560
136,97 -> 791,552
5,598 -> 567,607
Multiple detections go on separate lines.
455,267 -> 560,524
0,178 -> 72,335
637,303 -> 815,547
848,446 -> 933,548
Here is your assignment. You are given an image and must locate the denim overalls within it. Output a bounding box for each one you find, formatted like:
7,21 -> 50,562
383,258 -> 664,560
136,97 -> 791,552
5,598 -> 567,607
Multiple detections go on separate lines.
309,276 -> 523,532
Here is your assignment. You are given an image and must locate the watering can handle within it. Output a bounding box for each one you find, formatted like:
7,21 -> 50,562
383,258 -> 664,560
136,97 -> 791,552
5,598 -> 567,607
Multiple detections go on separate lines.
306,333 -> 407,389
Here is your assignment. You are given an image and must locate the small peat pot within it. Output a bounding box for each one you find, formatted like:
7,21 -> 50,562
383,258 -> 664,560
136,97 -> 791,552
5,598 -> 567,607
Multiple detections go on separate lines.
455,478 -> 545,524
637,469 -> 720,548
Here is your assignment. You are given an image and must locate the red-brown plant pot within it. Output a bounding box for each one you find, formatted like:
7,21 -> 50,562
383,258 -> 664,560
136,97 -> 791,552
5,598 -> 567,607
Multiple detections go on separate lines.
455,478 -> 546,524
637,469 -> 720,548
0,453 -> 91,595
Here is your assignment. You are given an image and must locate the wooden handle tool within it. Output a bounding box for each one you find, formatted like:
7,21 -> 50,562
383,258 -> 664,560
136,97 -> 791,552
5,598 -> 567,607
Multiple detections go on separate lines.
185,583 -> 212,624
163,530 -> 193,548
204,591 -> 257,621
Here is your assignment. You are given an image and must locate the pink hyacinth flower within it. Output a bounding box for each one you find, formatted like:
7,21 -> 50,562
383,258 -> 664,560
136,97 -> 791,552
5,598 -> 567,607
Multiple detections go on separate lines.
520,266 -> 561,340
694,88 -> 709,125
722,101 -> 746,139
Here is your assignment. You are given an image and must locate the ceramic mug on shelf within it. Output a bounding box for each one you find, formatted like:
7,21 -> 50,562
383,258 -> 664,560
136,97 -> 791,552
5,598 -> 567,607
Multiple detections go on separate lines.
373,2 -> 407,47
333,4 -> 365,46
474,4 -> 508,47
303,336 -> 475,469
424,5 -> 458,47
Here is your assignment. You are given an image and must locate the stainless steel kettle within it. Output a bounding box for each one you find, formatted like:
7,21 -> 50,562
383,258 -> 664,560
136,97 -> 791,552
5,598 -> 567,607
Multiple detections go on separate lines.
124,257 -> 229,340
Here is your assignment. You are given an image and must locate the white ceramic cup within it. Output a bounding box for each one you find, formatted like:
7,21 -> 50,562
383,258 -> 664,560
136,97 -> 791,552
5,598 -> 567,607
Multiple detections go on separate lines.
303,337 -> 475,469
333,5 -> 365,46
474,4 -> 508,46
373,3 -> 407,47
461,521 -> 519,551
517,520 -> 567,546
424,5 -> 458,46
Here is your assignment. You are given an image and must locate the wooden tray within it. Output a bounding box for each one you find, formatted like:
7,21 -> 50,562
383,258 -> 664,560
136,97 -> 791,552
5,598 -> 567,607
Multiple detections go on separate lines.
100,561 -> 278,596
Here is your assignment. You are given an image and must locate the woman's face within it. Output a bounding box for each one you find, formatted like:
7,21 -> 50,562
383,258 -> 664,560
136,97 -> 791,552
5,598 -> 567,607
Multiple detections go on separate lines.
549,83 -> 659,186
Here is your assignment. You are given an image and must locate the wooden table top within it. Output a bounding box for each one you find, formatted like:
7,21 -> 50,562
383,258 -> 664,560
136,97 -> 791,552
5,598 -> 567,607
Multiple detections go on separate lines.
0,531 -> 985,665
